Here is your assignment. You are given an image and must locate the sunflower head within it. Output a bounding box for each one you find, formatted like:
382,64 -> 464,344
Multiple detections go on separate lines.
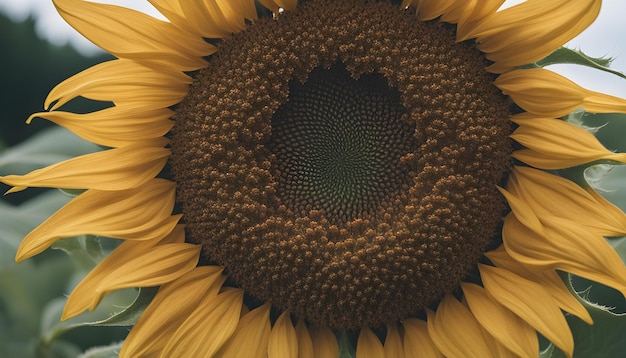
4,0 -> 626,356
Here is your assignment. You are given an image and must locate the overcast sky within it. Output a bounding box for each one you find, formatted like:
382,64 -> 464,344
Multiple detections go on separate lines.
2,0 -> 626,98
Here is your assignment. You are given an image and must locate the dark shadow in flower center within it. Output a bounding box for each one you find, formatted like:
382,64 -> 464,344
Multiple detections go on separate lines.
268,64 -> 417,225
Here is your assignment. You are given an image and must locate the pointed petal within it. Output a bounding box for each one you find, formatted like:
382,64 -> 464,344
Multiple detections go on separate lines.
309,326 -> 339,358
62,225 -> 191,320
426,295 -> 493,358
507,165 -> 626,237
53,0 -> 213,70
495,68 -> 626,118
455,0 -> 506,41
472,0 -> 601,72
179,0 -> 252,38
486,246 -> 592,324
356,326 -> 384,358
119,266 -> 225,357
15,179 -> 179,261
44,59 -> 191,111
296,319 -> 315,358
510,116 -> 626,169
479,264 -> 574,357
384,323 -> 405,358
461,282 -> 539,358
1,138 -> 169,193
402,318 -> 442,358
502,213 -> 626,297
217,303 -> 272,358
27,106 -> 174,148
268,310 -> 298,358
163,288 -> 244,357
62,241 -> 196,320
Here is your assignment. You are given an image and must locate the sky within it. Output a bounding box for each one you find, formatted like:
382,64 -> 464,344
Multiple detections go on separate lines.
1,0 -> 626,98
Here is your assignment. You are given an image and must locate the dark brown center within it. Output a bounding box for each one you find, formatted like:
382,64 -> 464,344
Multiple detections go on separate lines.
170,0 -> 512,329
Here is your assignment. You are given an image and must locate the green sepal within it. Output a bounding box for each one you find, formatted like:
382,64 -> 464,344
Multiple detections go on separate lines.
77,342 -> 123,358
525,47 -> 626,81
52,235 -> 104,271
338,331 -> 357,358
39,287 -> 157,349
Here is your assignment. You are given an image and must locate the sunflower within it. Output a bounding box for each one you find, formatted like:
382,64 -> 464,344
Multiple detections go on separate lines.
4,0 -> 626,356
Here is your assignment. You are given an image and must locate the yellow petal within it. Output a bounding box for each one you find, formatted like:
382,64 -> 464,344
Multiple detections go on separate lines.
486,246 -> 592,325
53,0 -> 213,70
309,326 -> 339,358
510,116 -> 626,169
502,213 -> 626,297
64,241 -> 198,319
384,323 -> 405,358
163,288 -> 244,357
426,295 -> 493,358
44,59 -> 191,111
461,282 -> 539,358
455,0 -> 505,41
402,318 -> 442,358
179,0 -> 257,38
27,106 -> 174,148
507,165 -> 626,237
268,310 -> 298,358
414,0 -> 459,21
497,186 -> 544,234
296,319 -> 315,358
356,326 -> 384,358
471,0 -> 600,72
216,303 -> 272,358
495,68 -> 626,118
15,179 -> 179,261
1,138 -> 169,193
147,0 -> 186,24
479,264 -> 574,357
119,266 -> 225,357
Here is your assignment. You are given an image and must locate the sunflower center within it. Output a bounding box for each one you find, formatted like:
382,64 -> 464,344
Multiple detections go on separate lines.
171,0 -> 512,329
268,64 -> 417,225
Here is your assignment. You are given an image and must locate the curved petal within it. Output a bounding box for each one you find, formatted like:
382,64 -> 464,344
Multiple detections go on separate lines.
507,165 -> 626,237
15,179 -> 179,261
426,295 -> 493,358
402,318 -> 442,358
486,246 -> 592,325
268,310 -> 298,358
44,59 -> 191,111
162,288 -> 244,357
2,138 -> 169,193
455,0 -> 505,41
473,0 -> 601,72
64,242 -> 199,319
119,266 -> 225,357
309,326 -> 339,358
53,0 -> 213,70
479,264 -> 574,357
296,319 -> 314,358
179,0 -> 254,38
216,303 -> 272,358
384,323 -> 404,358
461,282 -> 539,358
495,68 -> 626,118
27,106 -> 174,148
356,326 -> 384,358
502,213 -> 626,297
510,116 -> 626,169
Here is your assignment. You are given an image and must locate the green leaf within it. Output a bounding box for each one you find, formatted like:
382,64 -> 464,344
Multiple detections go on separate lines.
0,126 -> 100,175
77,342 -> 123,358
528,47 -> 626,80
